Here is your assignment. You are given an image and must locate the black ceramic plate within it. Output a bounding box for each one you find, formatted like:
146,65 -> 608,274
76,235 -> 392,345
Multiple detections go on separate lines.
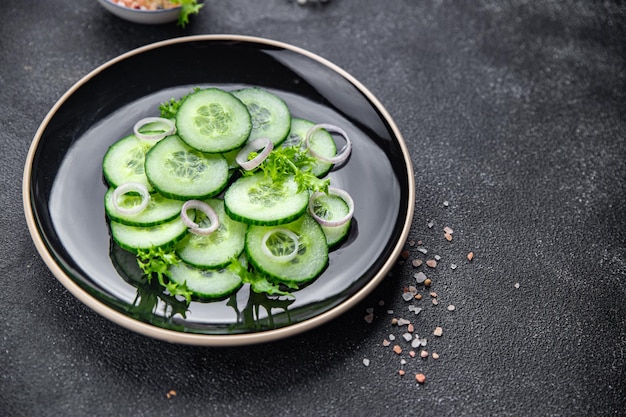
23,35 -> 414,346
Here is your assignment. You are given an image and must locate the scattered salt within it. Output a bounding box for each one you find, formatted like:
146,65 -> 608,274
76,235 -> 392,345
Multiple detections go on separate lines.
414,272 -> 427,284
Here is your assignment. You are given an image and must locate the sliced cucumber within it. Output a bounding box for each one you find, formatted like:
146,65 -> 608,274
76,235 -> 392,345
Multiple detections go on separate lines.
168,261 -> 243,300
175,88 -> 252,153
282,118 -> 336,178
104,188 -> 184,227
144,135 -> 229,201
224,173 -> 309,226
232,87 -> 291,146
309,192 -> 352,248
102,134 -> 155,191
176,199 -> 248,269
109,212 -> 193,253
245,213 -> 329,285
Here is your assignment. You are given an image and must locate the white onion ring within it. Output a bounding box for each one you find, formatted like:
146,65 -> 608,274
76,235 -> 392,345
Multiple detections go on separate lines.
235,137 -> 274,171
181,200 -> 220,236
112,182 -> 151,216
133,117 -> 176,142
308,187 -> 355,227
305,123 -> 352,165
261,228 -> 300,263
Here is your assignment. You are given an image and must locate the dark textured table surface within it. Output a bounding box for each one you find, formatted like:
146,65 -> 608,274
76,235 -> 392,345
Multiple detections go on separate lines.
2,1 -> 625,416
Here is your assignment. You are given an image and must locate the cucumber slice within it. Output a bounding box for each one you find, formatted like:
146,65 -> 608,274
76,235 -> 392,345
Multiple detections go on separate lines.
309,192 -> 352,248
232,87 -> 291,146
282,118 -> 336,178
144,135 -> 229,201
104,188 -> 184,227
102,134 -> 155,191
224,173 -> 309,226
175,88 -> 252,153
109,213 -> 193,253
176,199 -> 248,269
245,213 -> 329,285
168,261 -> 243,300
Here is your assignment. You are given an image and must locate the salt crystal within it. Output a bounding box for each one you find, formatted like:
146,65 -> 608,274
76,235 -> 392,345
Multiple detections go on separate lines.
433,327 -> 443,337
514,283 -> 520,289
447,305 -> 456,311
411,338 -> 421,348
450,263 -> 457,270
417,247 -> 428,254
366,307 -> 374,314
387,310 -> 394,315
397,318 -> 410,326
402,292 -> 414,301
444,226 -> 453,234
426,260 -> 437,268
389,334 -> 396,341
413,307 -> 422,315
408,285 -> 417,293
402,333 -> 413,342
427,221 -> 434,228
363,358 -> 370,366
435,255 -> 442,261
443,200 -> 449,207
420,339 -> 427,347
400,359 -> 407,365
414,272 -> 427,283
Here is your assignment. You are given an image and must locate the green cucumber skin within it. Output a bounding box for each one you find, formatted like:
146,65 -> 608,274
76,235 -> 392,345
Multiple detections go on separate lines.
175,88 -> 252,153
144,135 -> 229,201
245,213 -> 329,285
176,199 -> 248,270
232,87 -> 292,146
102,134 -> 155,192
109,214 -> 192,254
168,262 -> 243,301
310,192 -> 352,248
104,188 -> 184,227
223,173 -> 310,226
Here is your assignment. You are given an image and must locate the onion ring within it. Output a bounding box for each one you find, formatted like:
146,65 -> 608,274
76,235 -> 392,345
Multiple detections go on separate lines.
305,123 -> 352,165
308,187 -> 355,227
261,228 -> 300,263
112,182 -> 151,216
181,200 -> 220,236
133,117 -> 176,142
235,137 -> 274,171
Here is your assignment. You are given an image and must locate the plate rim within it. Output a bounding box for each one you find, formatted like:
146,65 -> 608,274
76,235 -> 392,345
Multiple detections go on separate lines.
22,34 -> 415,346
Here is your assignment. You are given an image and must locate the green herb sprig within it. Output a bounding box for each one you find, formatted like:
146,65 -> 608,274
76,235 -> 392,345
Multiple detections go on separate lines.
136,247 -> 193,303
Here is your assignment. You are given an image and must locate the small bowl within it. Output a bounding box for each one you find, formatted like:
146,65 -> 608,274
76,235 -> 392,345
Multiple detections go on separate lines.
96,0 -> 181,24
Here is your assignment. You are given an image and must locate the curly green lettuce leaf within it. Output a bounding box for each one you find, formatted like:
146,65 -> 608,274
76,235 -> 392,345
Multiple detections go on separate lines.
245,144 -> 330,194
226,258 -> 295,297
176,0 -> 203,28
136,247 -> 193,303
